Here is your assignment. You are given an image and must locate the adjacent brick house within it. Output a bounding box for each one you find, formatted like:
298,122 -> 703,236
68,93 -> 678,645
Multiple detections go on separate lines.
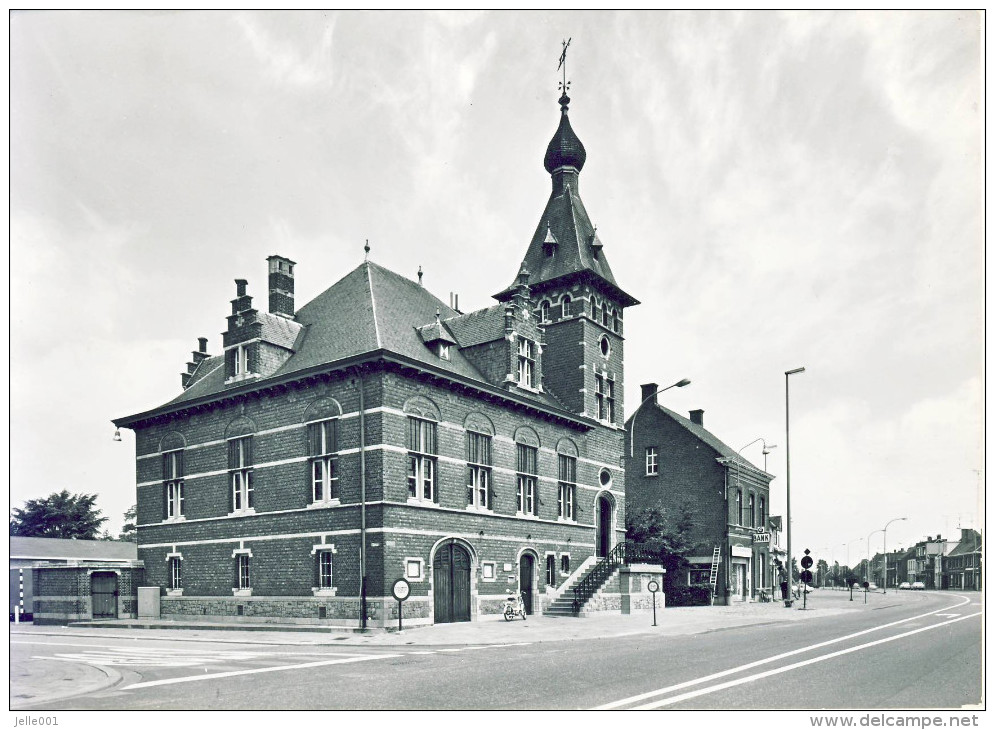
623,392 -> 773,603
943,528 -> 982,590
114,89 -> 646,627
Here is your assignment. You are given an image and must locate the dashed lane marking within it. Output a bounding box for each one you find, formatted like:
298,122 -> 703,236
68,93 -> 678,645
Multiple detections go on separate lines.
122,653 -> 402,690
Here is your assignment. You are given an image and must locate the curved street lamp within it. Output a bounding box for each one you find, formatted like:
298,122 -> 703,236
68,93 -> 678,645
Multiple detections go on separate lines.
866,528 -> 884,583
881,517 -> 908,593
627,378 -> 691,457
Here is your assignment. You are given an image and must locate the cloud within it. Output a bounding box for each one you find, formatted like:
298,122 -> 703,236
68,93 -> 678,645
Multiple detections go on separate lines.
235,12 -> 337,89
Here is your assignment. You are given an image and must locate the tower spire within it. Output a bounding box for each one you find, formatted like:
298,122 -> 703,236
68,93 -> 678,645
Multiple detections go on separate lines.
557,37 -> 572,109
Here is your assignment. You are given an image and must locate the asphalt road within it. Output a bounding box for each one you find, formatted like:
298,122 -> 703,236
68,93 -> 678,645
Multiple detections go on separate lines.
12,591 -> 982,711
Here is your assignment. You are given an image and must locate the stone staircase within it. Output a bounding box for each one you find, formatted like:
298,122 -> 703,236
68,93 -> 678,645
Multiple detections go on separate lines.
545,558 -> 619,617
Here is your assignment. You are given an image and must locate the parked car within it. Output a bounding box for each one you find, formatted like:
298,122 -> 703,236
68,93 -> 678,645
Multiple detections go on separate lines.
899,581 -> 911,590
911,581 -> 926,590
868,583 -> 877,590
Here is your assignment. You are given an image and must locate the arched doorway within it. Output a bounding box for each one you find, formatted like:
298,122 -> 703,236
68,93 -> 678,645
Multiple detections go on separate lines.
596,494 -> 614,558
433,542 -> 471,623
519,553 -> 535,615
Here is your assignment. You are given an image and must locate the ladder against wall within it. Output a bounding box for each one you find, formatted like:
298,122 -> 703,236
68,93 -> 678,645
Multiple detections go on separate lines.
709,546 -> 721,606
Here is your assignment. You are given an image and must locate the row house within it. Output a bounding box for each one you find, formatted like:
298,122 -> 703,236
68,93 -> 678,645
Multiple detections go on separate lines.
942,528 -> 982,590
624,396 -> 774,603
114,82 -> 652,627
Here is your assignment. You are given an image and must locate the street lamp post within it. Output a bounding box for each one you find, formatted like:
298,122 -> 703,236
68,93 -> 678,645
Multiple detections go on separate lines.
784,366 -> 805,605
761,440 -> 777,473
881,517 -> 908,593
732,437 -> 773,601
627,378 -> 691,457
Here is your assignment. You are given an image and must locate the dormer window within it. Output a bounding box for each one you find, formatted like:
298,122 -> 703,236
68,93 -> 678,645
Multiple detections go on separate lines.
540,301 -> 550,323
234,344 -> 249,375
517,337 -> 536,388
438,343 -> 450,360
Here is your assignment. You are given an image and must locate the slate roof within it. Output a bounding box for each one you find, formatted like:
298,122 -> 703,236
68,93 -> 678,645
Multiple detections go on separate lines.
257,311 -> 303,350
948,529 -> 982,556
627,403 -> 769,477
9,536 -> 138,562
124,261 -> 572,421
496,101 -> 637,307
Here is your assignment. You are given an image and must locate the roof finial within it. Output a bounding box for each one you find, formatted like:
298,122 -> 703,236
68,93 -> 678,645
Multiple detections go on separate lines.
418,265 -> 423,286
435,308 -> 441,324
364,239 -> 370,261
557,38 -> 572,110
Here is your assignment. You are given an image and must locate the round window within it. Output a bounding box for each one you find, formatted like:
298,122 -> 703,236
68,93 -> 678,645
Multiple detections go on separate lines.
599,335 -> 611,357
599,469 -> 612,488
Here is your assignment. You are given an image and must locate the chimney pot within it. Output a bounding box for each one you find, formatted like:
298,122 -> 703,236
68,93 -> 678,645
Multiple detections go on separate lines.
640,383 -> 659,405
235,279 -> 248,297
689,409 -> 704,426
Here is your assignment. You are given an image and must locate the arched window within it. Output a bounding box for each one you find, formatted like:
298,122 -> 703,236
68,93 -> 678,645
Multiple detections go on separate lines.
736,489 -> 743,525
545,555 -> 556,586
759,496 -> 766,528
539,300 -> 550,323
748,493 -> 755,528
561,294 -> 572,317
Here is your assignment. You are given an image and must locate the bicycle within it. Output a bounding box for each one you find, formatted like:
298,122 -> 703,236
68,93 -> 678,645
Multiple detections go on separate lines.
503,591 -> 527,621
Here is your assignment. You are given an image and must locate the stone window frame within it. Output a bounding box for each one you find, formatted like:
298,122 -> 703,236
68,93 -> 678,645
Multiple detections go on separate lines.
227,435 -> 255,517
539,299 -> 551,324
559,293 -> 573,318
407,416 -> 439,504
405,557 -> 425,582
165,551 -> 183,595
311,542 -> 339,596
232,547 -> 252,596
544,552 -> 557,587
307,417 -> 341,507
559,553 -> 571,577
163,449 -> 186,522
465,429 -> 493,512
481,561 -> 497,582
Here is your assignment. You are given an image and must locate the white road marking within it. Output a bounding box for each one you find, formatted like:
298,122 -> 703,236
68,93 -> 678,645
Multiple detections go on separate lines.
122,653 -> 401,690
596,594 -> 974,710
627,612 -> 981,710
935,613 -> 961,617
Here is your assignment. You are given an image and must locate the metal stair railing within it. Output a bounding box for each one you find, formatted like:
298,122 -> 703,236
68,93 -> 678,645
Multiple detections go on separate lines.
572,541 -> 657,615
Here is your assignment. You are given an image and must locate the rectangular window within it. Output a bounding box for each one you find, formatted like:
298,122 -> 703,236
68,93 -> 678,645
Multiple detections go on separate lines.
557,454 -> 576,521
516,443 -> 538,516
234,344 -> 248,375
228,436 -> 254,512
466,431 -> 492,510
163,450 -> 185,518
308,419 -> 339,502
595,374 -> 606,420
645,447 -> 659,476
236,554 -> 250,590
689,568 -> 711,585
407,418 -> 437,501
748,494 -> 755,528
605,376 -> 615,423
318,551 -> 333,589
169,557 -> 182,590
560,555 -> 570,574
517,337 -> 535,388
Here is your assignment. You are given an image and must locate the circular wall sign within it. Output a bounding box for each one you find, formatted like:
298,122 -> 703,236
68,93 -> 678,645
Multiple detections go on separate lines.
646,580 -> 660,593
392,578 -> 411,602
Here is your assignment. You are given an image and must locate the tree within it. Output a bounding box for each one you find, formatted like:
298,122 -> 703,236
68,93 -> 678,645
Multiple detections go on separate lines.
625,503 -> 695,592
816,558 -> 830,587
118,505 -> 137,542
791,557 -> 799,581
9,490 -> 108,540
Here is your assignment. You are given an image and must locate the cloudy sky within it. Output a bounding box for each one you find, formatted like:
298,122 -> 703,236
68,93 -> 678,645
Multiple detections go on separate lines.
10,11 -> 982,563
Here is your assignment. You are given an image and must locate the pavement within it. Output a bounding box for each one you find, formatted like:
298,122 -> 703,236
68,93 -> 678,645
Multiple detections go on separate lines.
7,588 -> 893,708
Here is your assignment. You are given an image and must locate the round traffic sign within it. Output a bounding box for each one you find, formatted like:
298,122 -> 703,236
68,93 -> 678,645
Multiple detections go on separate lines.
800,569 -> 813,584
392,578 -> 411,601
800,555 -> 813,569
862,581 -> 869,590
646,580 -> 660,593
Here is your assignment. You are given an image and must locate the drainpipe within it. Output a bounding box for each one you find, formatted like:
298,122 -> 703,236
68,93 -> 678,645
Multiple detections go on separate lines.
356,368 -> 367,630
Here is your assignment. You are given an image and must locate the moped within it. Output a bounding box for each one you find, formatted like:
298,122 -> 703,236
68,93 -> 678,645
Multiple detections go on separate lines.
503,591 -> 527,621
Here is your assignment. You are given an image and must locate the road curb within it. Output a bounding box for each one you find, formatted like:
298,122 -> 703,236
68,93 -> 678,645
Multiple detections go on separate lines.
10,658 -> 123,709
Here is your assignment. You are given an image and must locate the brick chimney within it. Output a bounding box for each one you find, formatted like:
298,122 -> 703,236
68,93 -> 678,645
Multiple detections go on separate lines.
267,255 -> 296,318
232,279 -> 252,315
640,383 -> 659,405
689,409 -> 704,426
181,337 -> 210,389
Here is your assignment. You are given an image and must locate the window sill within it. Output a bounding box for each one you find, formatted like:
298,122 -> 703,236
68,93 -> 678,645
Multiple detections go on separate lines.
232,588 -> 252,597
645,472 -> 659,477
163,515 -> 187,524
166,589 -> 183,597
407,497 -> 439,507
228,508 -> 257,518
515,512 -> 540,520
465,505 -> 493,514
307,499 -> 341,510
556,517 -> 577,524
312,587 -> 338,597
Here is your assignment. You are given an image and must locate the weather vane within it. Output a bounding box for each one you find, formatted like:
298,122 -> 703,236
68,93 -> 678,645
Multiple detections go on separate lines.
557,37 -> 572,96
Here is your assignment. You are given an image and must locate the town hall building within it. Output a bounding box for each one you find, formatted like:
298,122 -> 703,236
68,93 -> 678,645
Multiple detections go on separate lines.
114,84 -> 650,627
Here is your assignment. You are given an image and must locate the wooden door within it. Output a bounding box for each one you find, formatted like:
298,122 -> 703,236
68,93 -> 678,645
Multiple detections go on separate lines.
91,572 -> 118,619
433,542 -> 471,623
519,553 -> 534,614
597,496 -> 612,557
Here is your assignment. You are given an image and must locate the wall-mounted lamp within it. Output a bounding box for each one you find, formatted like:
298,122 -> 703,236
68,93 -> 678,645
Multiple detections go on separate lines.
113,429 -> 122,442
